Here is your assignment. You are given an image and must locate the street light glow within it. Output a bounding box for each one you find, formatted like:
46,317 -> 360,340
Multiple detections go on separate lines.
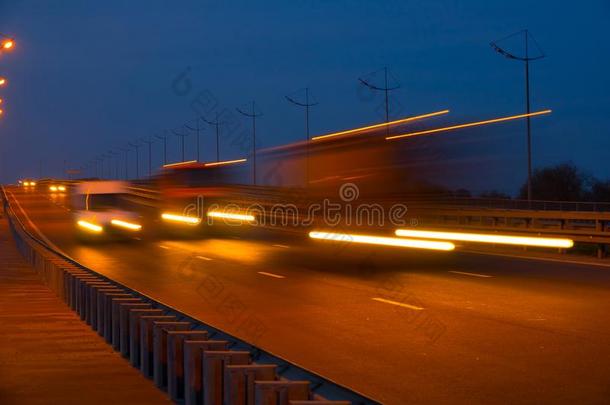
386,110 -> 552,140
395,229 -> 574,248
0,78 -> 6,86
309,231 -> 455,251
311,109 -> 450,141
2,39 -> 14,50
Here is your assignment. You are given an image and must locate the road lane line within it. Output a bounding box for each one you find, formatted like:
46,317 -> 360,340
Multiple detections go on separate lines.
462,250 -> 610,268
371,297 -> 424,311
196,255 -> 212,261
272,244 -> 290,249
257,271 -> 285,279
159,245 -> 171,250
449,270 -> 493,278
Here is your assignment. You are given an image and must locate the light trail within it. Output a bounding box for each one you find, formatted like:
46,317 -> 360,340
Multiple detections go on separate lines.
77,220 -> 103,233
308,231 -> 455,251
204,158 -> 247,167
207,210 -> 255,222
386,110 -> 552,140
163,160 -> 197,168
110,219 -> 142,231
311,109 -> 450,141
395,229 -> 574,248
161,212 -> 201,225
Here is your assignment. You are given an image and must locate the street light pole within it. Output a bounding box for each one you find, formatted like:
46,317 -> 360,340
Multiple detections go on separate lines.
185,117 -> 202,162
172,127 -> 189,162
155,131 -> 169,166
202,114 -> 221,161
141,136 -> 154,177
491,30 -> 545,201
128,141 -> 142,179
286,88 -> 318,185
236,100 -> 263,185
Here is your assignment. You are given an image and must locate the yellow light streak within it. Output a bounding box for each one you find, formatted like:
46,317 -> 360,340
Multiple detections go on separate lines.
161,212 -> 201,225
204,158 -> 247,167
77,220 -> 103,233
207,210 -> 255,222
308,231 -> 455,251
312,109 -> 450,141
163,160 -> 198,168
386,110 -> 552,140
49,185 -> 58,192
110,219 -> 142,231
395,229 -> 573,248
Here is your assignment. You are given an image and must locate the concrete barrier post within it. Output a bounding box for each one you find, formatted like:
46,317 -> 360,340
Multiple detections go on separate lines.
94,288 -> 125,333
166,330 -> 208,401
103,295 -> 138,342
113,302 -> 150,351
139,315 -> 177,378
253,381 -> 310,405
152,321 -> 191,388
202,351 -> 251,405
184,340 -> 230,405
224,364 -> 277,405
128,309 -> 164,367
118,303 -> 153,357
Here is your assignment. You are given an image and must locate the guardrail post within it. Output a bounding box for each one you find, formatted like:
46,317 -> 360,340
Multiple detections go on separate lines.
152,321 -> 191,388
184,340 -> 230,405
166,330 -> 209,401
253,381 -> 310,405
103,295 -> 138,342
203,351 -> 251,405
140,315 -> 177,378
128,309 -> 165,367
115,302 -> 151,352
224,364 -> 277,405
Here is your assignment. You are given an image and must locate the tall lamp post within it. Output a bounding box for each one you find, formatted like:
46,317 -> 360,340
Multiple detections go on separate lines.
491,30 -> 545,201
172,127 -> 189,162
202,113 -> 221,161
358,67 -> 400,136
236,101 -> 262,185
286,88 -> 318,185
185,117 -> 203,162
155,131 -> 169,166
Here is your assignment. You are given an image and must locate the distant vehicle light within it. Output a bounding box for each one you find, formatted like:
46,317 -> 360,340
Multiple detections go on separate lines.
395,229 -> 574,248
309,231 -> 455,251
57,185 -> 66,192
23,181 -> 30,186
30,181 -> 36,186
2,39 -> 14,50
110,219 -> 142,231
207,210 -> 255,222
77,220 -> 103,233
49,185 -> 58,192
161,212 -> 201,225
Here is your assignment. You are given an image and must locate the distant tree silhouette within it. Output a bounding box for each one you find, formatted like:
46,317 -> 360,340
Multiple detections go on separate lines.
591,180 -> 610,202
519,162 -> 589,201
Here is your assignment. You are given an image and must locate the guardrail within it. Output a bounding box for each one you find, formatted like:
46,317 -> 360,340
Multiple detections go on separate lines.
1,186 -> 377,405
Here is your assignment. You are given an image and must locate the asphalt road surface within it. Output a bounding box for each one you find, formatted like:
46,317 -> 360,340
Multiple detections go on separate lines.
5,186 -> 610,404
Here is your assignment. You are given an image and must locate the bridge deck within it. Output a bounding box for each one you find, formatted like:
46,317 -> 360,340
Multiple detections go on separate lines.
0,218 -> 170,405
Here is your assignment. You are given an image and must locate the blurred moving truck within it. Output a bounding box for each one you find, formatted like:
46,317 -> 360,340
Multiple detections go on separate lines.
72,181 -> 143,238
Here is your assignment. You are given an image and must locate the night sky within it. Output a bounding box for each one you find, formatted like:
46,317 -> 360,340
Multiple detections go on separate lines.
1,1 -> 609,194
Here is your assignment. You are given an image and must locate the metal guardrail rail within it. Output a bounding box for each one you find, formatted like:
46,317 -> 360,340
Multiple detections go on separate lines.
1,186 -> 378,405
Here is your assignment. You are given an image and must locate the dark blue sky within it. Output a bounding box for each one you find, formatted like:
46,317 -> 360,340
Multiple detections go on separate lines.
1,1 -> 609,194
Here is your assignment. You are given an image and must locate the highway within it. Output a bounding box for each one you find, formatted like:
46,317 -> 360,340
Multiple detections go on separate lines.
5,186 -> 610,404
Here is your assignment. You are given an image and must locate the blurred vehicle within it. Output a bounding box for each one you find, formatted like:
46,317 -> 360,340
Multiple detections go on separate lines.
72,181 -> 143,239
21,179 -> 37,187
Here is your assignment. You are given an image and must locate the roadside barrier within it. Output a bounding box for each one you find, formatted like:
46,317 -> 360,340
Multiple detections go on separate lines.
1,186 -> 378,405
